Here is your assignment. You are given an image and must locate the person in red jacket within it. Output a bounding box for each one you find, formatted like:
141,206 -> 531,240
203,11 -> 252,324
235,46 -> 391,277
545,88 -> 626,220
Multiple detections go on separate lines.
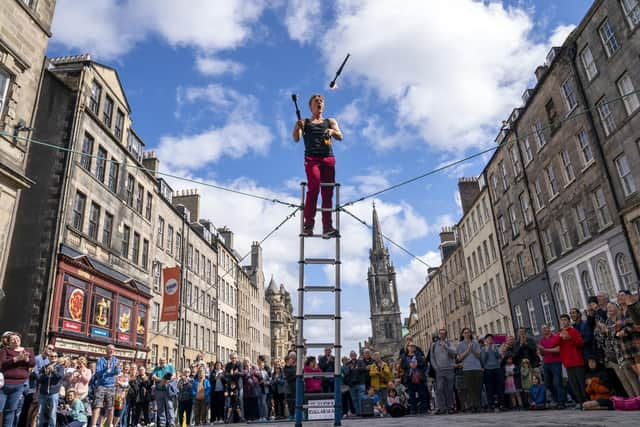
552,314 -> 587,409
0,332 -> 36,427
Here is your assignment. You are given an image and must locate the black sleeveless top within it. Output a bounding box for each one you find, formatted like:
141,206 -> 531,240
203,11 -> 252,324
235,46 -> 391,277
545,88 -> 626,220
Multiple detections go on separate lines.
302,118 -> 334,158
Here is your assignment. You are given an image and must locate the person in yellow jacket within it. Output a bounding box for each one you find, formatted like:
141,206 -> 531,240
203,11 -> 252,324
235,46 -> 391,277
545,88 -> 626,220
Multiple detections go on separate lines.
369,352 -> 393,404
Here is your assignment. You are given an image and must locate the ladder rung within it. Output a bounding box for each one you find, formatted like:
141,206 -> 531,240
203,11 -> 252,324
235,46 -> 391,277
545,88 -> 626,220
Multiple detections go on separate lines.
304,342 -> 334,348
303,372 -> 334,378
303,258 -> 337,265
299,233 -> 323,238
304,314 -> 336,320
303,286 -> 335,292
319,208 -> 335,212
319,182 -> 338,187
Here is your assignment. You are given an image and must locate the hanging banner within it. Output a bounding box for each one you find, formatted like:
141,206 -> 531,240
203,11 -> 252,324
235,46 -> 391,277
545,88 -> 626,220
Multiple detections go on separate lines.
160,267 -> 181,321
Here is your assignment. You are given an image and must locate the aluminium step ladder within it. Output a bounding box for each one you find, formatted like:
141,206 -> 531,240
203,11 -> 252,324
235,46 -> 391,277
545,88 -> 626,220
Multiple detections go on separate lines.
295,182 -> 342,427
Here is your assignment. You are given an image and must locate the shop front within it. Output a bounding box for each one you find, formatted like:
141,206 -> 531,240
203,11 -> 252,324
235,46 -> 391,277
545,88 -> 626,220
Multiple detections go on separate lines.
48,245 -> 152,364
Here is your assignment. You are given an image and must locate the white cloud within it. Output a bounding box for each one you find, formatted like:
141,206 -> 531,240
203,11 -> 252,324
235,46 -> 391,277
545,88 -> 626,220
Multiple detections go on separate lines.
158,85 -> 273,169
319,0 -> 570,153
549,24 -> 576,47
284,0 -> 323,44
195,56 -> 245,76
51,0 -> 266,60
396,251 -> 441,299
352,173 -> 390,195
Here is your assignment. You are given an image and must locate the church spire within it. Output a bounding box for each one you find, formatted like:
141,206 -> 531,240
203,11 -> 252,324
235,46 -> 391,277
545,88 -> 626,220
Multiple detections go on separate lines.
372,202 -> 385,253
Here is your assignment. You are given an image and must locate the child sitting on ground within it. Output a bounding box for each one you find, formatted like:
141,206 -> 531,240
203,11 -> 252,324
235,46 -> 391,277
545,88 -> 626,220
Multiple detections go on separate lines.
583,359 -> 613,411
528,375 -> 546,410
61,390 -> 87,427
363,387 -> 385,417
385,386 -> 406,417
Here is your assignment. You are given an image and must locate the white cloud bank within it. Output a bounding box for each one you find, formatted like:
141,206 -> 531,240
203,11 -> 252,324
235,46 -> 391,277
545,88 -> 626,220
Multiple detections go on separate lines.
317,0 -> 574,152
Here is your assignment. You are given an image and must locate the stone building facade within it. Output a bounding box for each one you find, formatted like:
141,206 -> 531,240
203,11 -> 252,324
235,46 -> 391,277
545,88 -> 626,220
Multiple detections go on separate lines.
571,0 -> 640,292
485,106 -> 557,335
512,38 -> 636,319
438,227 -> 474,340
367,205 -> 403,359
458,178 -> 512,338
145,183 -> 219,369
266,278 -> 296,361
0,0 -> 56,300
1,56 -> 157,359
410,268 -> 445,349
239,242 -> 271,362
1,57 -> 225,366
216,229 -> 239,361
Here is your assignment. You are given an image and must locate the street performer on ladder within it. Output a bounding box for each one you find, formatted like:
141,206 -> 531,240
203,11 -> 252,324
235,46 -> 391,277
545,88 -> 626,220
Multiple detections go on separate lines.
292,94 -> 343,238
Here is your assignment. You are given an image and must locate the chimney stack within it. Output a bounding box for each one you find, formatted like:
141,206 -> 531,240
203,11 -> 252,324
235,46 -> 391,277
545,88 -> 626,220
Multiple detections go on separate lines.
439,226 -> 457,261
142,151 -> 160,177
457,177 -> 480,215
535,65 -> 548,82
251,241 -> 262,272
217,226 -> 234,250
173,189 -> 200,222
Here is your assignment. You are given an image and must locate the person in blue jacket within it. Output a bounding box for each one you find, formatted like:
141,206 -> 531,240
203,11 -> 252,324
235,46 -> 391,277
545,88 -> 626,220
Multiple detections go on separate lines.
91,344 -> 120,427
529,375 -> 546,410
36,352 -> 65,427
192,368 -> 210,425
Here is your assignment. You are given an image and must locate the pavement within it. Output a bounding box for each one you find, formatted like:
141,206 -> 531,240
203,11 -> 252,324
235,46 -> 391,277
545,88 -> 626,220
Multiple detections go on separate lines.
235,410 -> 639,426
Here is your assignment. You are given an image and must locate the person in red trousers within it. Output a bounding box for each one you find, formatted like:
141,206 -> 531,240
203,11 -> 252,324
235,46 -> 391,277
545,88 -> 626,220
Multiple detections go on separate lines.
292,94 -> 343,239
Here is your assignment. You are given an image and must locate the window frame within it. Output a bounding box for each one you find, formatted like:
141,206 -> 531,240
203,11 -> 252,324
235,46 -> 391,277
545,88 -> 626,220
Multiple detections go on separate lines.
72,191 -> 86,231
114,109 -> 125,140
95,146 -> 108,183
580,46 -> 598,81
620,0 -> 640,29
107,160 -> 119,193
132,232 -> 140,265
599,19 -> 620,58
121,225 -> 131,258
617,73 -> 640,116
80,133 -> 94,171
577,129 -> 594,166
88,202 -> 101,240
102,212 -> 113,247
545,164 -> 559,197
597,97 -> 616,136
521,137 -> 533,165
575,203 -> 591,241
560,149 -> 575,184
561,78 -> 578,113
103,95 -> 114,128
533,178 -> 545,211
615,153 -> 637,197
0,69 -> 10,121
557,216 -> 572,252
89,80 -> 102,115
592,187 -> 612,228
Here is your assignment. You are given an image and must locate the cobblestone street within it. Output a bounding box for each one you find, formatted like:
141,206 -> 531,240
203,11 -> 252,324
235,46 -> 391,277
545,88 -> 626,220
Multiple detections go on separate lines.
242,410 -> 639,426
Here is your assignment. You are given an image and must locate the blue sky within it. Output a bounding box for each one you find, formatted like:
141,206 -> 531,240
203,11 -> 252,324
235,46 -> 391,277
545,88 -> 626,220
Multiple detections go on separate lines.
48,0 -> 594,354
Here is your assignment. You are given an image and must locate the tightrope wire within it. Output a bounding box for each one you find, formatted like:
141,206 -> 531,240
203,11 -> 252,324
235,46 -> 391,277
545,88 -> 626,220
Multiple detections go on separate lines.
0,131 -> 299,209
148,206 -> 300,342
341,207 -> 509,319
339,88 -> 640,208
